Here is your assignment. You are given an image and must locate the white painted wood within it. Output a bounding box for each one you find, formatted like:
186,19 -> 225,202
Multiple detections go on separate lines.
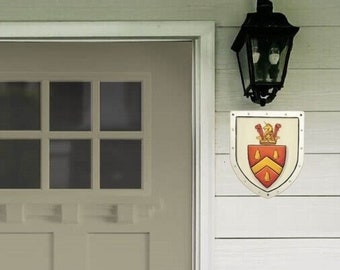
216,154 -> 340,196
216,111 -> 340,154
0,0 -> 241,26
0,204 -> 5,222
41,80 -> 50,190
53,231 -> 87,270
0,234 -> 52,270
61,203 -> 79,224
216,197 -> 340,238
215,112 -> 230,154
194,22 -> 216,270
81,202 -> 163,225
0,0 -> 339,27
25,204 -> 60,223
0,41 -> 193,269
0,21 -> 214,41
0,27 -> 215,270
304,112 -> 340,153
0,21 -> 216,269
88,233 -> 149,270
274,0 -> 340,27
215,154 -> 253,196
117,204 -> 135,224
215,238 -> 340,270
81,204 -> 118,223
216,69 -> 340,111
5,203 -> 24,223
217,27 -> 340,70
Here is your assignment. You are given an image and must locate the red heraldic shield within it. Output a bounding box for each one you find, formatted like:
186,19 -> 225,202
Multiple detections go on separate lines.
248,145 -> 286,188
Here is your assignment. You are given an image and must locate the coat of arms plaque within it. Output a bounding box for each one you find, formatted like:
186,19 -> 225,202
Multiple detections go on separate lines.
230,111 -> 304,198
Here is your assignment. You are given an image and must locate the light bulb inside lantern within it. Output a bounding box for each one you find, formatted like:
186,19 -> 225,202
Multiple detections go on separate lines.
252,46 -> 260,63
268,47 -> 280,65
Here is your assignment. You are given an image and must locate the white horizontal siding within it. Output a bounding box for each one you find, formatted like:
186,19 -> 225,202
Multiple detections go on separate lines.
216,197 -> 340,238
1,0 -> 340,27
0,0 -> 248,26
215,238 -> 340,270
216,70 -> 340,111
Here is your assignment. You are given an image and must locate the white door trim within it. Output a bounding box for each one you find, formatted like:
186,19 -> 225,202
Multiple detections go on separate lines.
0,21 -> 215,270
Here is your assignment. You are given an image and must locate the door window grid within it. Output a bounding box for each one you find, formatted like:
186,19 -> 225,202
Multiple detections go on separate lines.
0,75 -> 150,192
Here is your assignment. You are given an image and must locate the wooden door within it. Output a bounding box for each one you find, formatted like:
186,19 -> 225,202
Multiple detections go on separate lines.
0,41 -> 192,270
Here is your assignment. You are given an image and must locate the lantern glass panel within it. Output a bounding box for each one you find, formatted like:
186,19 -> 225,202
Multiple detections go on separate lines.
276,42 -> 289,82
238,43 -> 251,90
251,38 -> 289,83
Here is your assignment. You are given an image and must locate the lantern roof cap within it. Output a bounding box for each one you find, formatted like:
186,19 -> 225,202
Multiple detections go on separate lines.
231,4 -> 299,52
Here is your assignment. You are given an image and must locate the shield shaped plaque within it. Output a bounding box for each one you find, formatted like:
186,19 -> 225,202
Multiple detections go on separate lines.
230,111 -> 304,198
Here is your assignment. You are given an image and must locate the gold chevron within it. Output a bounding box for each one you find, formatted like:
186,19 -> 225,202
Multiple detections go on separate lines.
251,157 -> 283,175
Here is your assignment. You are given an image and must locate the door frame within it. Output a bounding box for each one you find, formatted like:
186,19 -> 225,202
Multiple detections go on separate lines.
0,21 -> 215,270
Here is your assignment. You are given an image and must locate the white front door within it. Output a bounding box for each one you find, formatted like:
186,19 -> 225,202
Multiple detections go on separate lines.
0,41 -> 192,270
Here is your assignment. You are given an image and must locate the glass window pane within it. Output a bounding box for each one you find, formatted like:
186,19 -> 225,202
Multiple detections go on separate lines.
100,140 -> 141,189
100,82 -> 141,131
50,140 -> 91,189
0,140 -> 40,188
0,82 -> 40,130
50,82 -> 91,131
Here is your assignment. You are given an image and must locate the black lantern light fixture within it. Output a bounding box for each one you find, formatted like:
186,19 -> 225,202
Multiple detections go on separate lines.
231,0 -> 299,106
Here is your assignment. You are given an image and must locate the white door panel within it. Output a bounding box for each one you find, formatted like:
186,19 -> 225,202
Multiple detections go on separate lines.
0,42 -> 192,269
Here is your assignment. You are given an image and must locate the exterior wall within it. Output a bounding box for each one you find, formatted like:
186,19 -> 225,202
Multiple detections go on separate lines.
1,0 -> 340,268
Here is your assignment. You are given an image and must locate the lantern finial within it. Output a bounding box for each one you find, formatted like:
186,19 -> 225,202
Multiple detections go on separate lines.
257,0 -> 273,14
